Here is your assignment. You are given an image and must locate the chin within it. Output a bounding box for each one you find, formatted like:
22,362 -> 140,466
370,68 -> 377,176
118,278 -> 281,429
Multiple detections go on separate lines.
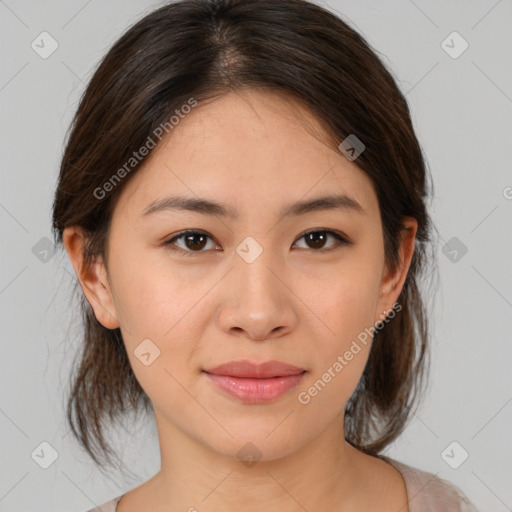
203,426 -> 307,465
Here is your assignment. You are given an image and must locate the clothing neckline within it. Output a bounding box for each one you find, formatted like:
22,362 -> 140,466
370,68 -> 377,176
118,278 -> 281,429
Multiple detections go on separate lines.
114,454 -> 414,512
115,493 -> 124,511
376,454 -> 414,511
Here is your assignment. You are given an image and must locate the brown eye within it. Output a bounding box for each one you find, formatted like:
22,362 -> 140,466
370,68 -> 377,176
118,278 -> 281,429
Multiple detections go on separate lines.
164,230 -> 217,256
181,232 -> 208,251
293,230 -> 351,251
164,228 -> 351,257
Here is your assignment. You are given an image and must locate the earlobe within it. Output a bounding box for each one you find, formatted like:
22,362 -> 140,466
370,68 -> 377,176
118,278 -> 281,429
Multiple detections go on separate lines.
62,226 -> 120,330
375,217 -> 418,324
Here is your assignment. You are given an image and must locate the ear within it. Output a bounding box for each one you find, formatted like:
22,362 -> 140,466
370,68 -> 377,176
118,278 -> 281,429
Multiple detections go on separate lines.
62,226 -> 120,330
374,217 -> 418,325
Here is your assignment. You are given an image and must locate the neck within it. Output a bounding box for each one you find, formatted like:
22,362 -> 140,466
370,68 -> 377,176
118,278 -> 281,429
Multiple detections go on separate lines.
142,410 -> 367,512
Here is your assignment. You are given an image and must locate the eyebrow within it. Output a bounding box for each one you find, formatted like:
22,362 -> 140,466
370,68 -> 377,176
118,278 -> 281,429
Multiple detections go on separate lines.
142,193 -> 365,219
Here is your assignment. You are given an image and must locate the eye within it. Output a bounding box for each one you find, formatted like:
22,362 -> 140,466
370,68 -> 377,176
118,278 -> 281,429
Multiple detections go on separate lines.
293,229 -> 351,251
163,230 -> 218,256
163,229 -> 352,257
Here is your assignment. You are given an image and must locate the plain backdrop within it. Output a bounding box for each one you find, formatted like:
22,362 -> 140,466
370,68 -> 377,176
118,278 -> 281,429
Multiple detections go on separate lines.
0,0 -> 511,511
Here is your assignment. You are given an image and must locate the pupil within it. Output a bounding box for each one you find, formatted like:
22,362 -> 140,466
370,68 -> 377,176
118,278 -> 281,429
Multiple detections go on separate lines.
186,233 -> 207,250
307,232 -> 326,249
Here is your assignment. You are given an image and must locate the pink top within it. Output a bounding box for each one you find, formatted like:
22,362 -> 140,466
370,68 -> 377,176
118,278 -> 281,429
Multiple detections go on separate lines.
85,456 -> 480,511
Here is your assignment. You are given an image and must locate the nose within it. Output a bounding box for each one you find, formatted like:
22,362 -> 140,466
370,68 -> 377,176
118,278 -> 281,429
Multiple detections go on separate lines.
216,245 -> 298,341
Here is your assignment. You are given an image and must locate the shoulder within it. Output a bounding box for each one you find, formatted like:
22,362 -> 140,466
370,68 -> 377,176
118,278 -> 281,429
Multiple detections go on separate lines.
83,494 -> 124,512
378,455 -> 480,512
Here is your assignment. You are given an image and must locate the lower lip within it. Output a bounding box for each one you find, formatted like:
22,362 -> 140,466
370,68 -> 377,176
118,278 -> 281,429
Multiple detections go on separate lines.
203,371 -> 306,403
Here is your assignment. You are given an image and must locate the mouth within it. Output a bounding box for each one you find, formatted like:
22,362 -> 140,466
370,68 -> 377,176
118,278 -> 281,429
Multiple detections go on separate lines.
202,359 -> 307,403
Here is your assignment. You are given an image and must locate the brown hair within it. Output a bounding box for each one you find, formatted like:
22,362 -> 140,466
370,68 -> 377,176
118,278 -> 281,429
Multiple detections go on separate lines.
52,0 -> 438,475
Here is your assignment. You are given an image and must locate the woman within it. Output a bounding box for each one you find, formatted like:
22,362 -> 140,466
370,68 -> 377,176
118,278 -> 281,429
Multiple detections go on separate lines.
52,0 -> 480,510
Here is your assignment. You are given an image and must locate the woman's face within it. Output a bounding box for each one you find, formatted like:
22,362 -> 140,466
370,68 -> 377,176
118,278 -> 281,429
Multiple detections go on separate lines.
65,88 -> 416,462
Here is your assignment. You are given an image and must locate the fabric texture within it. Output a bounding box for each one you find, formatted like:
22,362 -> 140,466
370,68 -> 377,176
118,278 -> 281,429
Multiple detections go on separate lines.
84,456 -> 480,512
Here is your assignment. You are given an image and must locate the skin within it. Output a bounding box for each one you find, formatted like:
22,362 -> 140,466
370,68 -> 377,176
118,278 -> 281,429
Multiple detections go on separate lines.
64,88 -> 416,512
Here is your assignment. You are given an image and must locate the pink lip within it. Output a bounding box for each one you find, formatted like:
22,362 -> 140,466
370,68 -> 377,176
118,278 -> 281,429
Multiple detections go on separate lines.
202,360 -> 306,403
203,359 -> 306,378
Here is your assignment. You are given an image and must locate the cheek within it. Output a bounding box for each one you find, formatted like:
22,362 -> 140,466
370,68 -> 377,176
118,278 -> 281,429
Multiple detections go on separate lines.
108,253 -> 208,391
314,259 -> 382,343
297,279 -> 377,417
305,255 -> 382,395
109,244 -> 199,340
113,267 -> 201,408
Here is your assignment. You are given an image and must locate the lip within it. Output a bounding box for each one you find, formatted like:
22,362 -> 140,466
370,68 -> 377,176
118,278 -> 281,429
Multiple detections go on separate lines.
202,360 -> 307,404
203,360 -> 306,378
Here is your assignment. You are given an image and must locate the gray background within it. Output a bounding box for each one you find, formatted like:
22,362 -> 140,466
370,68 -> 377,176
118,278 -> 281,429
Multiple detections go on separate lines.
1,0 -> 511,510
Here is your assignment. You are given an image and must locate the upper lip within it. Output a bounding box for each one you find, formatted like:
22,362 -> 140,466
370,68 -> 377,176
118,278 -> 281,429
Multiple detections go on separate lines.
203,360 -> 306,378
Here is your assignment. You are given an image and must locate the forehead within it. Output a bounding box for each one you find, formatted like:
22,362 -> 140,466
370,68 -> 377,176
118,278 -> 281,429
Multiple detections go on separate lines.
111,89 -> 378,223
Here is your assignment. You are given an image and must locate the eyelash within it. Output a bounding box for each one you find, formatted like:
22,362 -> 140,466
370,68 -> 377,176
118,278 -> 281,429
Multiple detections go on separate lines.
163,229 -> 352,257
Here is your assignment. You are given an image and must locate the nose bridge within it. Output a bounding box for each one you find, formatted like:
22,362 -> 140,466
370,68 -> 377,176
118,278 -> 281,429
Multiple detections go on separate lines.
215,233 -> 296,338
233,233 -> 284,303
